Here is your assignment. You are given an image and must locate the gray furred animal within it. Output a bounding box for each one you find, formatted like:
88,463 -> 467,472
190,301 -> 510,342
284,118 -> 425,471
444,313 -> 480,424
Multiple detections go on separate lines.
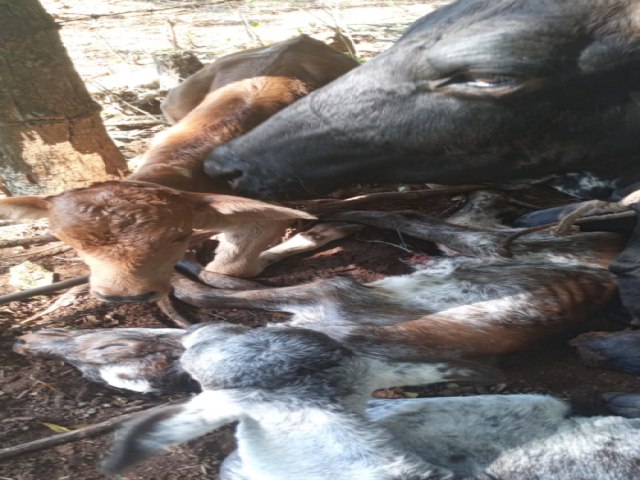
103,324 -> 640,479
13,320 -> 496,394
13,327 -> 195,393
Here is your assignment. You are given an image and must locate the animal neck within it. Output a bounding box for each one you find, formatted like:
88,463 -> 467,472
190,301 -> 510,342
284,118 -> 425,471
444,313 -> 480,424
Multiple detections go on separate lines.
127,163 -> 227,193
129,76 -> 310,194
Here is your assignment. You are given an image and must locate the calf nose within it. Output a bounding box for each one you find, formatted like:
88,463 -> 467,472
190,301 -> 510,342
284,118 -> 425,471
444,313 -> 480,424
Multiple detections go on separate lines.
94,291 -> 160,303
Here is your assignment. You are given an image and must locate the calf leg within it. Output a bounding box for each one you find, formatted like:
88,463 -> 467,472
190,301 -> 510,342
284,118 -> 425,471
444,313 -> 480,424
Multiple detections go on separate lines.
257,222 -> 362,270
205,222 -> 360,278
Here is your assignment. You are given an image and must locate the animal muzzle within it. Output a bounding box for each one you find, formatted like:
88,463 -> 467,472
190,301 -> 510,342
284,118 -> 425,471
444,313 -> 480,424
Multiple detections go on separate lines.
93,290 -> 162,304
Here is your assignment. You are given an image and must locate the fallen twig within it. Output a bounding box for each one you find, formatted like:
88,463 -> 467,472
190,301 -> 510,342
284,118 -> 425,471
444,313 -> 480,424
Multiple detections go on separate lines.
0,244 -> 71,262
0,234 -> 58,249
104,116 -> 166,127
0,276 -> 89,306
0,403 -> 173,461
18,284 -> 90,325
297,185 -> 487,214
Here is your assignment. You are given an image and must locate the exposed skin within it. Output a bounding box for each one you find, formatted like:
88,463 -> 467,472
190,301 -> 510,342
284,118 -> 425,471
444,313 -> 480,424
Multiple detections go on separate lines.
204,0 -> 640,199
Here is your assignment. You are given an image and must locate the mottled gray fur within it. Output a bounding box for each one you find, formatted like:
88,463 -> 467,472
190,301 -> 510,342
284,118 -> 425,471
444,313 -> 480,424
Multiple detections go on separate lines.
104,325 -> 640,479
13,327 -> 194,393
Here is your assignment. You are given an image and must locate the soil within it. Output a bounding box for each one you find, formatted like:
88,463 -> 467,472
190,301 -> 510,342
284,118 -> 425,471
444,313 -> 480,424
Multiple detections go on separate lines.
2,1 -> 640,480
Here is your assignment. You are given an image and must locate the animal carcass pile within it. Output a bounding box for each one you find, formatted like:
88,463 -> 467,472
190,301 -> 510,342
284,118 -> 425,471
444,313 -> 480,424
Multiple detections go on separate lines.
3,1 -> 640,479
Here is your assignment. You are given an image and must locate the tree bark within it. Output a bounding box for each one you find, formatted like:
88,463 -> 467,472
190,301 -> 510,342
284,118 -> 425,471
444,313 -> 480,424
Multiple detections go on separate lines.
0,0 -> 127,196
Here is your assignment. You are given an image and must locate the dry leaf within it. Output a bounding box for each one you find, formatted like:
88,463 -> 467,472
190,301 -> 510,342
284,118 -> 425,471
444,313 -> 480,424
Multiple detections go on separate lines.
41,422 -> 71,433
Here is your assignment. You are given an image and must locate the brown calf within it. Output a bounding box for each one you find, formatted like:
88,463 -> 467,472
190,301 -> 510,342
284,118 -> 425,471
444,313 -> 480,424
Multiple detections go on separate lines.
0,36 -> 358,302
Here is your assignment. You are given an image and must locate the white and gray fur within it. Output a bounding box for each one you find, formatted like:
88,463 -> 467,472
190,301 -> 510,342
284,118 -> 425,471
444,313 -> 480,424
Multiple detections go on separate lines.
173,191 -> 623,359
13,327 -> 196,393
103,324 -> 640,480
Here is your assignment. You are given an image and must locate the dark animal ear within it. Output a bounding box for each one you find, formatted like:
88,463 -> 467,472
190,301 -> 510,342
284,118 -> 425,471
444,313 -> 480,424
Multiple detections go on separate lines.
182,191 -> 315,226
0,196 -> 50,221
102,392 -> 240,474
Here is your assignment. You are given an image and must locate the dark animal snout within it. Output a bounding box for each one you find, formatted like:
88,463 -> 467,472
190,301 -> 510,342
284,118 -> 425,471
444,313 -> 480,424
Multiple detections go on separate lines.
94,291 -> 161,304
203,145 -> 243,182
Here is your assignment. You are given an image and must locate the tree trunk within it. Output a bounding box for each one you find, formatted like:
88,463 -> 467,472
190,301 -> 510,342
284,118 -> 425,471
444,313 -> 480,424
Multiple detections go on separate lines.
0,0 -> 127,196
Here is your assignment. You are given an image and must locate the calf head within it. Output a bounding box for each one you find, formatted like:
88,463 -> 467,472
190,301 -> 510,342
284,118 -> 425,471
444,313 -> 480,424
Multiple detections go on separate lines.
0,181 -> 313,302
205,0 -> 640,198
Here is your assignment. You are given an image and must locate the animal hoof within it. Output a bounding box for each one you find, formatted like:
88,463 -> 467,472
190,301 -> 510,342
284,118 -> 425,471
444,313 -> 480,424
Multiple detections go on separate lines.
603,393 -> 640,418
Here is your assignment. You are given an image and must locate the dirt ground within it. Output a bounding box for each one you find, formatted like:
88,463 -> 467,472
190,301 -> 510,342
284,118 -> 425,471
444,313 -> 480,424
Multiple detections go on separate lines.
2,1 -> 640,480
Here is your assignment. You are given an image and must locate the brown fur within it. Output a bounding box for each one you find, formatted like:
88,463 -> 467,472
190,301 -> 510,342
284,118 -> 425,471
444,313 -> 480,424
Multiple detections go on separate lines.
131,76 -> 314,192
0,37 -> 357,301
160,34 -> 358,123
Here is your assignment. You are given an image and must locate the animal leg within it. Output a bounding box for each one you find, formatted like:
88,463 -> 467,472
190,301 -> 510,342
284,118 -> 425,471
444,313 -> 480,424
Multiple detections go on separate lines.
257,222 -> 363,270
176,259 -> 266,290
171,272 -> 347,311
603,393 -> 640,418
157,294 -> 198,328
554,189 -> 640,235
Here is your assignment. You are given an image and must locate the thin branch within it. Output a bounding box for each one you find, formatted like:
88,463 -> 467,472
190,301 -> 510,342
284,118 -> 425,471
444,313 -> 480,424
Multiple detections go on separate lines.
0,244 -> 71,262
0,234 -> 58,249
18,284 -> 90,325
167,19 -> 181,50
55,4 -> 222,24
298,185 -> 487,214
0,276 -> 89,306
227,1 -> 265,46
90,81 -> 164,122
0,403 -> 173,461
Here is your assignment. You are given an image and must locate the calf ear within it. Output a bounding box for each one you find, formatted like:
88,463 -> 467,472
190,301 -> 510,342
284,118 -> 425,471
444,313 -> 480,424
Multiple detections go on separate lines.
102,391 -> 241,474
185,192 -> 315,223
0,196 -> 50,221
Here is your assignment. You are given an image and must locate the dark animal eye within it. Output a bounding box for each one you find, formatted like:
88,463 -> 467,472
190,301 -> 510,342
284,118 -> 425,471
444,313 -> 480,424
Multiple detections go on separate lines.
439,73 -> 519,89
433,72 -> 528,97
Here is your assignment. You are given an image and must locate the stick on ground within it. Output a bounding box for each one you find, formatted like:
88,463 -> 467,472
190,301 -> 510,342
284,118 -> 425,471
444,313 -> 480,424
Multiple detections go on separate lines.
0,276 -> 89,305
0,403 -> 172,461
